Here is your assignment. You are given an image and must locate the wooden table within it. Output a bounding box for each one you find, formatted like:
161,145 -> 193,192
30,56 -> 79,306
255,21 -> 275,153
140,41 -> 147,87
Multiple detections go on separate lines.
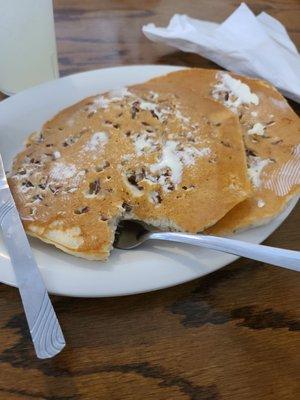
0,1 -> 299,399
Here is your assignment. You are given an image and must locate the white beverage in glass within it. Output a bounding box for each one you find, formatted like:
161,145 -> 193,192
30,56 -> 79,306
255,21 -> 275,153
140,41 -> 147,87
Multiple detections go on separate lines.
0,0 -> 59,95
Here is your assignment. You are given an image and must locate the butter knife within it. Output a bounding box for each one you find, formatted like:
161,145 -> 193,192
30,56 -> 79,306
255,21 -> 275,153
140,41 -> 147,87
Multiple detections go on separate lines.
0,154 -> 65,358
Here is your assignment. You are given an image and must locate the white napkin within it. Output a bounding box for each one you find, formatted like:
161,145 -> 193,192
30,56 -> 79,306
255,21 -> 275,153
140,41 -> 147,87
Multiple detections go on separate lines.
143,3 -> 300,103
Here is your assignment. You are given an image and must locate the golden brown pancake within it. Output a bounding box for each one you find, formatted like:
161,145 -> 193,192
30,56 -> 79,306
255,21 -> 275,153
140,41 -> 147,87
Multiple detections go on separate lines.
144,69 -> 300,234
9,80 -> 250,260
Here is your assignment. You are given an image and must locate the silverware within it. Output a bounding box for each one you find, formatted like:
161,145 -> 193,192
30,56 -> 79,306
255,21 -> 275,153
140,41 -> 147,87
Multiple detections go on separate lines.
114,220 -> 300,272
0,154 -> 65,358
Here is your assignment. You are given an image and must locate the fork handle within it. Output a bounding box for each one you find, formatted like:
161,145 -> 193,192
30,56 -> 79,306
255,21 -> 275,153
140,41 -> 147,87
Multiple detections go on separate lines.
147,232 -> 300,272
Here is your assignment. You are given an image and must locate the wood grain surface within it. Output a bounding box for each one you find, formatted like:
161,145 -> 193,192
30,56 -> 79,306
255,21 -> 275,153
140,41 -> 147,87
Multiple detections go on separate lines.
0,1 -> 299,399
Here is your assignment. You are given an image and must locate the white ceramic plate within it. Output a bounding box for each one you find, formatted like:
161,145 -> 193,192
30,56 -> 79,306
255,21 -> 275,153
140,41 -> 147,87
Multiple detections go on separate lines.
0,65 -> 298,297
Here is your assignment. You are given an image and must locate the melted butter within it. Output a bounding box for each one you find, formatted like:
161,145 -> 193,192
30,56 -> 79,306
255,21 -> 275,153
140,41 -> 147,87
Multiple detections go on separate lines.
213,72 -> 259,111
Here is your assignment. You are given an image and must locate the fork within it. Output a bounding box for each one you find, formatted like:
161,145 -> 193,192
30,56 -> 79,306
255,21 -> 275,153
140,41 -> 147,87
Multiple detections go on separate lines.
114,220 -> 300,272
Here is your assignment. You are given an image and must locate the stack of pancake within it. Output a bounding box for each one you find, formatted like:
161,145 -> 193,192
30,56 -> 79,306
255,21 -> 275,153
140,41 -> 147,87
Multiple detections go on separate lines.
9,69 -> 300,260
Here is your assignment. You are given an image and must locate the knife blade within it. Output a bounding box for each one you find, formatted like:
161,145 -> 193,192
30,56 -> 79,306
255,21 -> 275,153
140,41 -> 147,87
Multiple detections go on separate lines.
0,154 -> 65,358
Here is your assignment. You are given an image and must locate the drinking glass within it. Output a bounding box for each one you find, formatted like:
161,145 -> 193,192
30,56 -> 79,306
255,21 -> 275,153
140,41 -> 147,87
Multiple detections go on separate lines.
0,0 -> 59,95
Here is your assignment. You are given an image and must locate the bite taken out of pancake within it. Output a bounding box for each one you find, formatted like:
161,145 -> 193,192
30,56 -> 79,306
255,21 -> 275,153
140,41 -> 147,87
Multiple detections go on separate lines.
143,69 -> 300,234
8,80 -> 250,260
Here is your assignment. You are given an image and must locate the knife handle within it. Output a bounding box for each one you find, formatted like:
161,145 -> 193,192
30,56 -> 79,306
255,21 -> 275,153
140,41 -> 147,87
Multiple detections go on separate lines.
0,196 -> 65,359
30,289 -> 66,359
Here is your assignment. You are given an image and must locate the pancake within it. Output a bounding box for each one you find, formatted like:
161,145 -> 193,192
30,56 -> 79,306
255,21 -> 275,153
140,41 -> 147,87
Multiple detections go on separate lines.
9,81 -> 250,260
143,69 -> 300,234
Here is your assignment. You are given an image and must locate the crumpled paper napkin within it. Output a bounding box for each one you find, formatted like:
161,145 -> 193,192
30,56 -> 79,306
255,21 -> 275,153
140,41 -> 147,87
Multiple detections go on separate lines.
142,3 -> 300,102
